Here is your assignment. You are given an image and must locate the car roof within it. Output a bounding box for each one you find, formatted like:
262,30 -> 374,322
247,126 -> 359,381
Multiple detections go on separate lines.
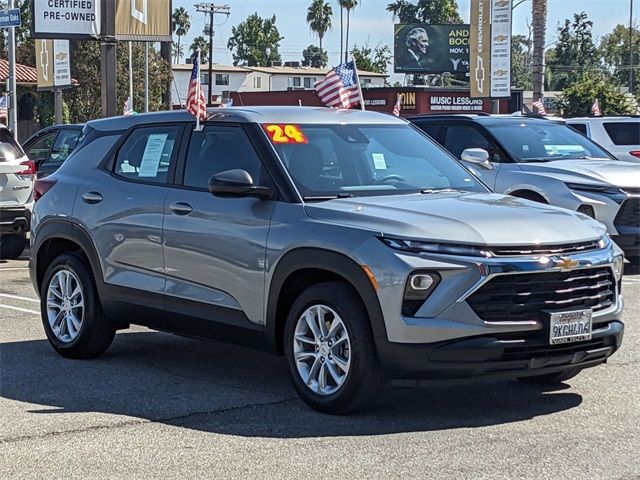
566,116 -> 640,122
86,106 -> 407,132
409,114 -> 562,127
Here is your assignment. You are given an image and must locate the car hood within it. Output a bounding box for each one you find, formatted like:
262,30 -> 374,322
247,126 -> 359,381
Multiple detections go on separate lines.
517,159 -> 640,188
304,193 -> 605,246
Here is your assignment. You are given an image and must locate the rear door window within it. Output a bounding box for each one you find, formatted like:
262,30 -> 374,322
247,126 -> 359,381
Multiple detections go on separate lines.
603,122 -> 640,145
569,123 -> 588,136
413,123 -> 443,143
113,125 -> 181,184
25,132 -> 56,163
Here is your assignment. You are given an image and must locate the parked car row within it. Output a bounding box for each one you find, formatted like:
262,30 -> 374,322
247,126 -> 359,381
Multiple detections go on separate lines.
25,107 -> 630,413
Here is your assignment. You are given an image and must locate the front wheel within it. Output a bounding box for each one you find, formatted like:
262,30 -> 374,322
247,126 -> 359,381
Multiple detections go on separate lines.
40,253 -> 115,359
518,367 -> 583,385
284,281 -> 383,414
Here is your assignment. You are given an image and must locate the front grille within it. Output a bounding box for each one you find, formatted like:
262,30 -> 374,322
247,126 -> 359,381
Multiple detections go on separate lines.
467,267 -> 615,323
489,240 -> 602,257
614,197 -> 640,229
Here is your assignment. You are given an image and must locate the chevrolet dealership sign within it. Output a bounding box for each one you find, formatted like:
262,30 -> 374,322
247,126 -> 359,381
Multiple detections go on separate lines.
33,0 -> 101,39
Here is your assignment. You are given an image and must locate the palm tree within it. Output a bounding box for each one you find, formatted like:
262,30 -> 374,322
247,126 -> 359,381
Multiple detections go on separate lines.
172,7 -> 191,64
531,0 -> 548,101
306,0 -> 333,67
190,36 -> 209,62
339,0 -> 359,63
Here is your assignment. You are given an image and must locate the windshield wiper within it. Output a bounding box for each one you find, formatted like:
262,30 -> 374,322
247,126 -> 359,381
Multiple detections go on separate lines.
303,193 -> 353,201
420,188 -> 466,194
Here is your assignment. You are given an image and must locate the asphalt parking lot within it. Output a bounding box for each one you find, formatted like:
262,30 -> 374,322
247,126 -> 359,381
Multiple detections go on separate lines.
1,251 -> 639,479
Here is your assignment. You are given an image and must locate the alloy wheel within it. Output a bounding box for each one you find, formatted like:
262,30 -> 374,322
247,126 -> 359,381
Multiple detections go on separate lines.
46,269 -> 85,343
293,304 -> 351,396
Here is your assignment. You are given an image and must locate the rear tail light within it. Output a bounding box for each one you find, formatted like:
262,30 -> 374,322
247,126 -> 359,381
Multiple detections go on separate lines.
17,160 -> 37,175
629,150 -> 640,158
34,177 -> 57,201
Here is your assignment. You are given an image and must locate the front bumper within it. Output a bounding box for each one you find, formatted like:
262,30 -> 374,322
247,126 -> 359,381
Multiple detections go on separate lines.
377,320 -> 623,379
0,207 -> 31,234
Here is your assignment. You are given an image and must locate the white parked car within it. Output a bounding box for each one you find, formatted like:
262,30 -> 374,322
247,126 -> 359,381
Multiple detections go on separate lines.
565,117 -> 640,163
0,126 -> 34,259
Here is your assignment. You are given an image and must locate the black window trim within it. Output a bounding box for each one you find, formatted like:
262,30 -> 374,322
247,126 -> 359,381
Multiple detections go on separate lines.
100,122 -> 185,188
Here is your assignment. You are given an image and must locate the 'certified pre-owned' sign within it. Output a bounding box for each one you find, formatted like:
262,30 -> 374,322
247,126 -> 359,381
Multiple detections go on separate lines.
33,0 -> 101,39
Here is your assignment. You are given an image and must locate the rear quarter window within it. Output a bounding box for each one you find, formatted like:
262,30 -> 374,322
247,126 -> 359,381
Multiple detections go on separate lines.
569,123 -> 588,136
603,122 -> 640,145
0,129 -> 25,161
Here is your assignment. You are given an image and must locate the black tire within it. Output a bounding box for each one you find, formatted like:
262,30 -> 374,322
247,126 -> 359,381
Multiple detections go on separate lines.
0,232 -> 26,259
628,256 -> 640,267
518,367 -> 583,385
40,253 -> 115,359
283,281 -> 384,414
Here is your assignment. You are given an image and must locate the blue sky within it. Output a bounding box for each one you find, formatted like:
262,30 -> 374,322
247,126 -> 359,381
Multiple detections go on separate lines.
173,0 -> 636,68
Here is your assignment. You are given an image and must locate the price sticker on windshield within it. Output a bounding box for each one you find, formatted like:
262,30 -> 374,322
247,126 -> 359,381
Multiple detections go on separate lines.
263,124 -> 308,144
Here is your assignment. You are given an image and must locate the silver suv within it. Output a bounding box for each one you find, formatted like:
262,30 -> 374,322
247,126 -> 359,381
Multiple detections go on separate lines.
0,125 -> 33,259
30,108 -> 625,413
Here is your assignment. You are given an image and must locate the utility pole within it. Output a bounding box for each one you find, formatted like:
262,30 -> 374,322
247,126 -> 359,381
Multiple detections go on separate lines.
7,0 -> 17,136
194,3 -> 230,106
101,0 -> 117,117
630,0 -> 635,95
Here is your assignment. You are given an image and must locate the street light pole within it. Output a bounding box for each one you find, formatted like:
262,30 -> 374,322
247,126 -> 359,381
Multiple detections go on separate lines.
7,0 -> 17,136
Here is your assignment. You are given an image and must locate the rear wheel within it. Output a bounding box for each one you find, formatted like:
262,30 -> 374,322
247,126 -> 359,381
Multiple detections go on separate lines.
41,253 -> 115,359
0,232 -> 26,259
518,367 -> 583,385
284,281 -> 383,414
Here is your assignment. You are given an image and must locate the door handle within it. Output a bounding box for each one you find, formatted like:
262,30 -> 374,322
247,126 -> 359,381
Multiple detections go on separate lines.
169,202 -> 193,215
82,192 -> 103,204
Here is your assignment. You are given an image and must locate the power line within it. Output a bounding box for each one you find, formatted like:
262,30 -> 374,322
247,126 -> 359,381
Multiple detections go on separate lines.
195,3 -> 230,104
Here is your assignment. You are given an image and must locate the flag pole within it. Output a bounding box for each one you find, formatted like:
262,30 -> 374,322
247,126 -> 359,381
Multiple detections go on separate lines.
195,49 -> 201,131
351,57 -> 366,111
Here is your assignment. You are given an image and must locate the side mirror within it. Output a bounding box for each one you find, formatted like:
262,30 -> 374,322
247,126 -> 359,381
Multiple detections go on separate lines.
460,148 -> 494,170
208,169 -> 273,200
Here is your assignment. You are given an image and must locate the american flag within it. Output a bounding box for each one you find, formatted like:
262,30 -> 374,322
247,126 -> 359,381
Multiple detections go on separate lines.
0,96 -> 7,118
591,99 -> 602,116
186,52 -> 207,121
532,99 -> 547,115
314,61 -> 362,109
392,94 -> 402,117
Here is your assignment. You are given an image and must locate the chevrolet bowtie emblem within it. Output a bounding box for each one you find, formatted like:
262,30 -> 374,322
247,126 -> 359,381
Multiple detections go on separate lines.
556,257 -> 579,271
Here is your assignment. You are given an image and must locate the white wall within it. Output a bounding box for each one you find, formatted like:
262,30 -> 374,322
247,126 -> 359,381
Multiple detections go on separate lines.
171,70 -> 249,105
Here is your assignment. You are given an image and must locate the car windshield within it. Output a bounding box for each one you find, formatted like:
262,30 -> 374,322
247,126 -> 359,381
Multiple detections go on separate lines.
269,124 -> 485,200
486,122 -> 612,162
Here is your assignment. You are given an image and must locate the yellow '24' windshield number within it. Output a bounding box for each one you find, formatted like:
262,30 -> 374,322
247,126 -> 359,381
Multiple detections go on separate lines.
263,124 -> 308,144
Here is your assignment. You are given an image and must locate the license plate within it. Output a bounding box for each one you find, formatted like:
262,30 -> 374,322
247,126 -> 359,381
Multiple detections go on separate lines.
549,309 -> 593,345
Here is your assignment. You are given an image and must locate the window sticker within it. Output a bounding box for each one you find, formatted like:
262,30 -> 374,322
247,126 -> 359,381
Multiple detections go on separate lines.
263,124 -> 308,144
372,153 -> 387,170
138,134 -> 169,177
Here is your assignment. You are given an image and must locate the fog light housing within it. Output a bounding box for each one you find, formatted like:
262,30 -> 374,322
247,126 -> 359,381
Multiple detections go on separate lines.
613,256 -> 624,282
577,204 -> 596,218
402,272 -> 441,317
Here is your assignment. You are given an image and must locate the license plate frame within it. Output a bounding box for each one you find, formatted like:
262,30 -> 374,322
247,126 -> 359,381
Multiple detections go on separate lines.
548,309 -> 593,345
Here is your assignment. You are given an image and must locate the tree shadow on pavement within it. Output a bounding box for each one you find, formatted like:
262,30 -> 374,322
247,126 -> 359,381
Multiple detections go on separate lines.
0,330 -> 583,438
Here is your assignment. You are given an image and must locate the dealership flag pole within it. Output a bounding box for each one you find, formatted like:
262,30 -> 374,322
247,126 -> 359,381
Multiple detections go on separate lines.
144,42 -> 149,112
351,57 -> 366,110
128,41 -> 134,114
7,0 -> 17,135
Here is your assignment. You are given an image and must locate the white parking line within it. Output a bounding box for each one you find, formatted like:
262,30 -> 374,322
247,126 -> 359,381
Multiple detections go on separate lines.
622,278 -> 640,284
0,304 -> 40,315
0,267 -> 29,271
0,293 -> 39,303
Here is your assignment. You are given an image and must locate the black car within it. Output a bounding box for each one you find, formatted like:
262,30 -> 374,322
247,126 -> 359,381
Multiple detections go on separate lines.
22,124 -> 84,178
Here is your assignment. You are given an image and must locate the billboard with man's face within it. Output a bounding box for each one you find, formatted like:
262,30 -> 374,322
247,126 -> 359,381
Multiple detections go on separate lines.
394,24 -> 470,74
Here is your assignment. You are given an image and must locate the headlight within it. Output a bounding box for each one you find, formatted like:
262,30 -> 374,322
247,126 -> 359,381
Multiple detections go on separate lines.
566,183 -> 627,203
380,238 -> 491,257
613,256 -> 624,282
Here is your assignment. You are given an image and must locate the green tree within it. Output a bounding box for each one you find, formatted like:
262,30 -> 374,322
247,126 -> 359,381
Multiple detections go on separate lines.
547,12 -> 599,90
386,0 -> 462,24
339,0 -> 359,62
172,7 -> 191,64
554,72 -> 637,116
511,34 -> 532,90
350,43 -> 392,74
190,36 -> 209,61
600,24 -> 640,90
302,45 -> 329,68
307,0 -> 332,67
227,13 -> 284,66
